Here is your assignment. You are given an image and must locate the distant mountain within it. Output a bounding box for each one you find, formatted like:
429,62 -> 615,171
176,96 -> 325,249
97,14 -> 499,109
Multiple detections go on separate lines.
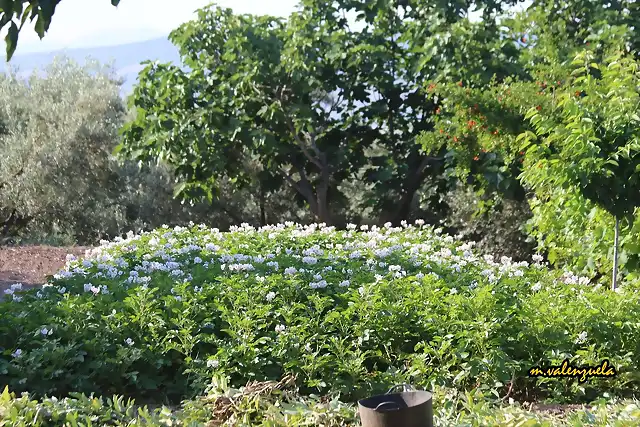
0,37 -> 182,95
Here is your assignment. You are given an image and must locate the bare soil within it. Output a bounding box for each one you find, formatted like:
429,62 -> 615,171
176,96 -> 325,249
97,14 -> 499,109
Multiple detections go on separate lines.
0,245 -> 90,294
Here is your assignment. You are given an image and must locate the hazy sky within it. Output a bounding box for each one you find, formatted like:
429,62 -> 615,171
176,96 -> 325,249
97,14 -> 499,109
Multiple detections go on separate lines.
4,0 -> 532,56
8,0 -> 301,54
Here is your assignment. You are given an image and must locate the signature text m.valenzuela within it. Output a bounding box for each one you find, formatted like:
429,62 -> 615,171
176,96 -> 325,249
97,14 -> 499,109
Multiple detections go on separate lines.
528,359 -> 617,383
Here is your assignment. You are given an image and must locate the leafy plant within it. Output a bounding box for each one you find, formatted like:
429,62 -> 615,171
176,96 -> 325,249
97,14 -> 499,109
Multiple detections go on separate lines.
521,51 -> 640,289
1,222 -> 639,405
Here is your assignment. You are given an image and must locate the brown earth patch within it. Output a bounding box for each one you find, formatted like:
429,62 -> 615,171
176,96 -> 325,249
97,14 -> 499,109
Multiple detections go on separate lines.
0,245 -> 91,294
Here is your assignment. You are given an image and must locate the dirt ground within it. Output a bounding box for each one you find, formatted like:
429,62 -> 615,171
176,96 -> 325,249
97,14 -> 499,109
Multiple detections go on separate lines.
0,245 -> 90,294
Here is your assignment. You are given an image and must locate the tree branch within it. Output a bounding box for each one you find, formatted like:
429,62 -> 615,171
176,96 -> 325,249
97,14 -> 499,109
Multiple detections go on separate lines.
283,115 -> 324,169
323,92 -> 344,118
279,166 -> 303,193
279,163 -> 319,215
274,86 -> 325,170
416,154 -> 444,176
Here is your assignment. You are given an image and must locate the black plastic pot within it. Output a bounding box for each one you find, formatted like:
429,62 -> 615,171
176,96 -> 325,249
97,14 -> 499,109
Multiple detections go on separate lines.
358,384 -> 433,427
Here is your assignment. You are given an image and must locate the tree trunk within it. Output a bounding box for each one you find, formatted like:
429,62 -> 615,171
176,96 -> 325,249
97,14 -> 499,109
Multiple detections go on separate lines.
315,189 -> 330,224
0,209 -> 32,240
391,181 -> 421,225
282,155 -> 332,225
259,184 -> 266,226
385,155 -> 444,225
315,152 -> 332,224
612,216 -> 620,291
212,199 -> 243,226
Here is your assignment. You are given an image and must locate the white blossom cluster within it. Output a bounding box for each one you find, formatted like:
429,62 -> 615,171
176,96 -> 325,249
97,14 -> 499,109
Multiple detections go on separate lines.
4,220 -> 601,309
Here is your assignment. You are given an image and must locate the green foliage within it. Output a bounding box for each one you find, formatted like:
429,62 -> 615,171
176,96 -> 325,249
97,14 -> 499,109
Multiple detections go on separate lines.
1,223 -> 639,407
523,188 -> 640,280
3,382 -> 640,426
518,51 -> 640,285
444,185 -> 534,261
516,0 -> 640,63
0,57 -> 300,245
521,51 -> 640,221
417,1 -> 640,280
0,57 -> 130,243
118,0 -> 526,226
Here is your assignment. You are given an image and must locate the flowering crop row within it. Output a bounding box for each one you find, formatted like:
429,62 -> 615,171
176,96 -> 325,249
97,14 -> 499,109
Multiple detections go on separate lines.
1,221 -> 639,404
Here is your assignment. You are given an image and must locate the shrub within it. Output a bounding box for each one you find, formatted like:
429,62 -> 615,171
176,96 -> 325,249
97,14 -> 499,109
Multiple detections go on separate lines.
444,185 -> 535,261
1,222 -> 638,405
3,382 -> 640,426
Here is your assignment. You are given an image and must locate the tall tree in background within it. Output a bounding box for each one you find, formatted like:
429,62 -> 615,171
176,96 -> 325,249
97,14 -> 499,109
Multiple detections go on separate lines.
118,0 -> 523,225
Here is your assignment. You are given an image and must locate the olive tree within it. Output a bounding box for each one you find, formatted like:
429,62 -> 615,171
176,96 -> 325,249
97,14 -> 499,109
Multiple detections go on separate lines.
0,58 -> 130,242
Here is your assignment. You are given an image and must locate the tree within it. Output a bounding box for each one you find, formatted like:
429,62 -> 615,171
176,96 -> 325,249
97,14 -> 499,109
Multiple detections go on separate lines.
118,0 -> 522,225
521,51 -> 640,290
0,0 -> 121,60
419,0 -> 640,286
0,57 -> 129,241
119,6 -> 349,224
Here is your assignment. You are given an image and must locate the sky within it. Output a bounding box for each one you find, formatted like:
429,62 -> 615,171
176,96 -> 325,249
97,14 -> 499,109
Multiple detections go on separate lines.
3,0 -> 533,56
9,0 -> 302,54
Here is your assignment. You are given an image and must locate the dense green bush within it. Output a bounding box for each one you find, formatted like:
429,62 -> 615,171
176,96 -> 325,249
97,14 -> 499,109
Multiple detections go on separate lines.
1,222 -> 638,406
444,185 -> 534,261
